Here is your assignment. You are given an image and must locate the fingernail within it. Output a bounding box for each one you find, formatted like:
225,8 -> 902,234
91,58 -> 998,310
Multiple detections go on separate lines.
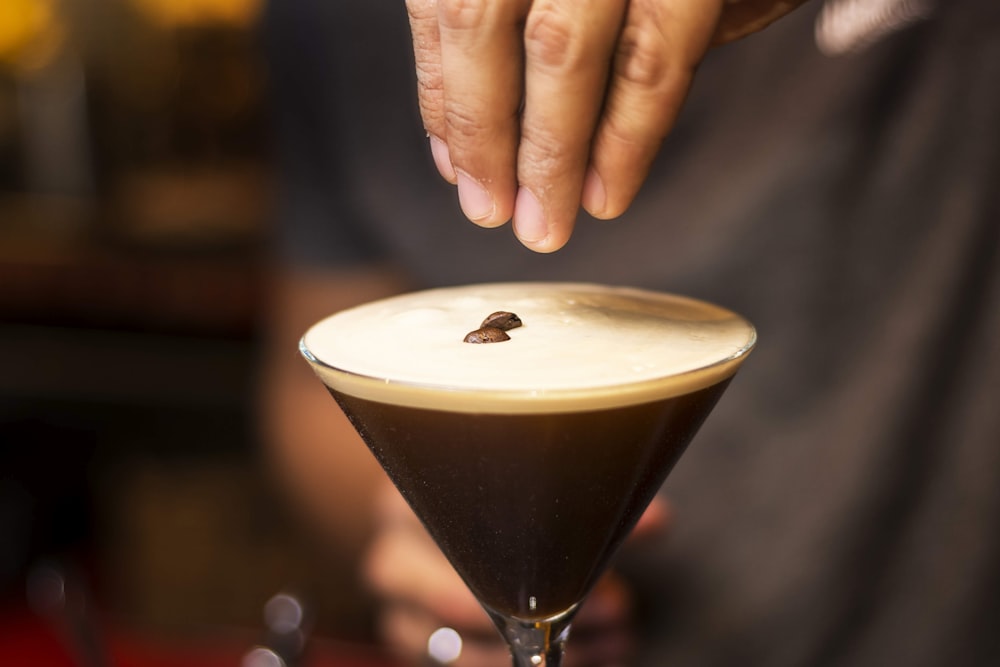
582,167 -> 606,216
513,187 -> 548,243
456,171 -> 495,222
429,136 -> 456,183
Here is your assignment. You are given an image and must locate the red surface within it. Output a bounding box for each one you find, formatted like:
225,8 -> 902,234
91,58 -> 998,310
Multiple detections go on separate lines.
0,605 -> 397,667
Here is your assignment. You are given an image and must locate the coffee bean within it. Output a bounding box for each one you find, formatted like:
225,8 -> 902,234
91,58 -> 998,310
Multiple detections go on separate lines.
463,327 -> 511,344
481,311 -> 522,331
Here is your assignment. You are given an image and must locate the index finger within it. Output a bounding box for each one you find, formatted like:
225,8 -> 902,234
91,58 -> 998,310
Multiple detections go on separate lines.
406,0 -> 456,182
437,0 -> 531,227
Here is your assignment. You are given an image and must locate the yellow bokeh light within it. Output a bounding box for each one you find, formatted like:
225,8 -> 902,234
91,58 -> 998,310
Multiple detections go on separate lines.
128,0 -> 263,29
0,0 -> 65,72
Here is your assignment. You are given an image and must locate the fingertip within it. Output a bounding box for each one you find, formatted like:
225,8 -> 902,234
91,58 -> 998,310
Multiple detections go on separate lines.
513,186 -> 572,252
512,187 -> 546,243
581,166 -> 608,218
527,235 -> 571,253
457,170 -> 505,227
583,155 -> 641,220
429,135 -> 457,184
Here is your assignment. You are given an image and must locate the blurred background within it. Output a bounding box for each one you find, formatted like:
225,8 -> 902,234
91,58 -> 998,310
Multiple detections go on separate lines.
0,0 -> 383,664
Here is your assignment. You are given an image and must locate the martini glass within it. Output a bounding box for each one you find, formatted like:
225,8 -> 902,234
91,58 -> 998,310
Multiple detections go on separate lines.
300,282 -> 755,666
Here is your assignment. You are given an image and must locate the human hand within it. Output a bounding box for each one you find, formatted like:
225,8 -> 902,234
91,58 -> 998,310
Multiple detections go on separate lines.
406,0 -> 809,252
363,480 -> 671,666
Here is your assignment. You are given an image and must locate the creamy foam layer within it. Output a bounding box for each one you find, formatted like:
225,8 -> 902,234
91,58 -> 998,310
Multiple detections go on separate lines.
301,283 -> 756,412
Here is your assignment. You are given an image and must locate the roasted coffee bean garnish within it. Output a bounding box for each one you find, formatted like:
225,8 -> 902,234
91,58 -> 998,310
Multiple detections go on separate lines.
463,327 -> 511,344
480,311 -> 522,331
464,311 -> 522,343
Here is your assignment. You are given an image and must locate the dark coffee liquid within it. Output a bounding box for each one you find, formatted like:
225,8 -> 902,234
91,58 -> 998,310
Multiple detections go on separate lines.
332,379 -> 730,620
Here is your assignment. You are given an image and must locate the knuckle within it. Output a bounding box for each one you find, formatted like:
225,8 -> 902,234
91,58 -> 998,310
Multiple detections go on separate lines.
438,0 -> 490,30
518,125 -> 570,180
599,112 -> 643,150
615,22 -> 671,89
524,6 -> 580,70
443,99 -> 485,143
418,94 -> 446,134
414,58 -> 442,94
413,63 -> 445,131
405,0 -> 436,21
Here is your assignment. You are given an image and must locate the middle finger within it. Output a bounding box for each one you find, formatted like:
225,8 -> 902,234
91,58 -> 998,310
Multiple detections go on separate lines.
513,0 -> 628,251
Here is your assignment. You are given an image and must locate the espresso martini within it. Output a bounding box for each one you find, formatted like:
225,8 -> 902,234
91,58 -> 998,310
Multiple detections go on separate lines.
300,282 -> 755,662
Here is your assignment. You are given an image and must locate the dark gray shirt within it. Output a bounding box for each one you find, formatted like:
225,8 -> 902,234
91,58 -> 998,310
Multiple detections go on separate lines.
265,1 -> 1000,664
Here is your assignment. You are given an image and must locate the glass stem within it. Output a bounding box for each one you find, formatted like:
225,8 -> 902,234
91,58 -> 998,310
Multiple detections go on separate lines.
487,608 -> 575,667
